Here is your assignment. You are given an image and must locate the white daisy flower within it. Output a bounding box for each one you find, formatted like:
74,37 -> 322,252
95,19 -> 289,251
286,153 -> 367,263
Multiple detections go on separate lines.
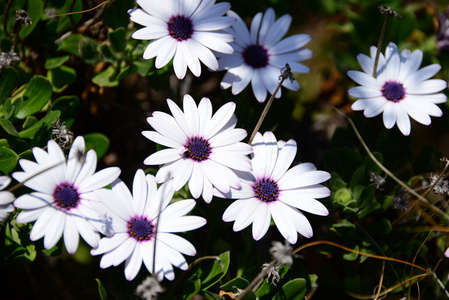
0,176 -> 15,222
218,8 -> 312,102
128,0 -> 235,79
12,137 -> 121,254
91,169 -> 206,281
215,132 -> 330,244
348,42 -> 448,136
143,94 -> 253,203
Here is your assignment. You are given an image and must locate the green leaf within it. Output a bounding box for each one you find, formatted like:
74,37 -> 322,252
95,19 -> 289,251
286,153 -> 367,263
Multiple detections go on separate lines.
57,34 -> 84,56
272,278 -> 307,300
0,67 -> 19,102
19,110 -> 60,139
79,37 -> 101,65
201,251 -> 230,290
84,133 -> 110,159
92,66 -> 118,87
103,0 -> 135,29
47,65 -> 76,92
16,76 -> 52,119
0,119 -> 19,137
108,27 -> 126,52
19,0 -> 43,39
51,96 -> 80,128
343,245 -> 359,261
116,64 -> 137,81
182,278 -> 201,300
98,44 -> 118,64
0,146 -> 19,173
220,277 -> 249,291
44,56 -> 70,69
96,278 -> 108,300
22,116 -> 38,129
55,0 -> 82,33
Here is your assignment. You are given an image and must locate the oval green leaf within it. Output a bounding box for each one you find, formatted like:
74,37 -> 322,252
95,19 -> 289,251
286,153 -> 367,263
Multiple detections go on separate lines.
84,133 -> 110,159
16,76 -> 52,119
0,146 -> 19,173
0,67 -> 19,102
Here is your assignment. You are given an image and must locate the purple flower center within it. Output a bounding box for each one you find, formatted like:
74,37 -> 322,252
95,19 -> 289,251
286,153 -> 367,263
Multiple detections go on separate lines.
127,216 -> 155,242
253,178 -> 279,203
243,45 -> 269,68
184,136 -> 212,162
382,81 -> 405,102
168,15 -> 193,41
53,182 -> 80,211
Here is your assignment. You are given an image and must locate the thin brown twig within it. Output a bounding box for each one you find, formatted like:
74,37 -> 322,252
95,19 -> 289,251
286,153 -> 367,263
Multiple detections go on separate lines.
373,260 -> 385,300
53,0 -> 110,17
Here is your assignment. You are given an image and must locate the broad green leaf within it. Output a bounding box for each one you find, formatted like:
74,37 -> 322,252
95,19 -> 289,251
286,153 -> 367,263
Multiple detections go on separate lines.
220,277 -> 249,291
343,245 -> 359,261
47,65 -> 76,92
0,146 -> 19,173
45,56 -> 70,69
201,251 -> 230,290
11,97 -> 23,119
98,44 -> 118,64
134,60 -> 153,77
84,133 -> 110,159
79,37 -> 101,65
116,64 -> 137,81
272,278 -> 307,300
51,96 -> 80,127
19,0 -> 43,39
19,110 -> 60,139
182,278 -> 201,300
0,67 -> 19,102
96,279 -> 108,300
16,76 -> 52,119
202,291 -> 221,300
108,27 -> 126,52
22,116 -> 38,129
92,66 -> 118,87
0,119 -> 19,136
57,34 -> 84,56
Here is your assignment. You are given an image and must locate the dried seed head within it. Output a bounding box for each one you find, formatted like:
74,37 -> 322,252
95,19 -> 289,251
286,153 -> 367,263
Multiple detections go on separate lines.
15,9 -> 32,26
378,5 -> 402,18
135,276 -> 164,300
51,119 -> 74,150
0,48 -> 20,70
369,171 -> 386,190
430,175 -> 449,195
270,240 -> 296,266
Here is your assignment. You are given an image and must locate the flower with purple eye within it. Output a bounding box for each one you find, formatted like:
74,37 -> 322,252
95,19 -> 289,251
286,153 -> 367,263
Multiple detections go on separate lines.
348,42 -> 447,136
142,94 -> 253,203
218,8 -> 312,102
91,170 -> 206,281
0,176 -> 14,222
12,136 -> 121,254
128,0 -> 236,80
214,132 -> 330,244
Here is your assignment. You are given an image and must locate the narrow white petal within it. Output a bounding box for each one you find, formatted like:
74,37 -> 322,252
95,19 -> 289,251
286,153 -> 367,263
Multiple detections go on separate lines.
43,211 -> 65,250
188,164 -> 204,199
144,148 -> 182,165
347,71 -> 381,89
142,131 -> 181,148
251,70 -> 268,102
64,216 -> 80,254
204,102 -> 236,138
202,160 -> 240,192
348,86 -> 382,98
396,106 -> 411,136
154,38 -> 177,68
279,170 -> 331,190
263,14 -> 292,46
91,234 -> 128,255
158,232 -> 196,255
362,97 -> 387,117
280,191 -> 329,216
16,207 -> 46,223
271,139 -> 297,181
270,202 -> 298,243
14,193 -> 52,209
210,151 -> 252,172
251,203 -> 271,240
173,44 -> 188,79
382,102 -> 397,129
407,79 -> 447,94
404,64 -> 440,86
270,34 -> 311,55
147,112 -> 187,145
172,159 -> 193,191
78,167 -> 120,194
125,245 -> 143,281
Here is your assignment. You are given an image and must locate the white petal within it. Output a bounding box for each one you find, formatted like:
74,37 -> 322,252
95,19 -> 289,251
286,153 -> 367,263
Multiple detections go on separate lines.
271,139 -> 297,181
251,203 -> 271,240
64,217 -> 80,254
144,148 -> 182,165
147,111 -> 187,145
205,102 -> 236,138
382,102 -> 397,129
280,191 -> 329,216
125,245 -> 143,281
406,79 -> 447,94
396,106 -> 411,136
158,232 -> 196,255
78,167 -> 120,193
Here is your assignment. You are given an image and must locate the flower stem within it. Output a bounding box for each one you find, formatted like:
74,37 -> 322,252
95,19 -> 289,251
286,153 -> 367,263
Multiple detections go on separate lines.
248,64 -> 293,144
372,5 -> 402,78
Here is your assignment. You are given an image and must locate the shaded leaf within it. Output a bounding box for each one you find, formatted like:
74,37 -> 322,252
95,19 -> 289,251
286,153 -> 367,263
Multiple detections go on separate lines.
45,56 -> 70,69
201,251 -> 230,290
16,76 -> 52,119
0,119 -> 19,137
51,96 -> 80,127
84,133 -> 110,159
47,65 -> 76,92
57,34 -> 84,56
0,146 -> 19,173
19,110 -> 60,139
79,37 -> 100,65
0,67 -> 19,102
19,0 -> 43,39
96,278 -> 108,300
272,278 -> 307,300
108,27 -> 126,52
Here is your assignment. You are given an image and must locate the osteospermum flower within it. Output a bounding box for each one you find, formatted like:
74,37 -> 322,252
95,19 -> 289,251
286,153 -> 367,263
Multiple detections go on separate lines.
0,176 -> 15,222
215,132 -> 330,244
12,137 -> 121,254
143,94 -> 252,203
128,0 -> 235,79
218,8 -> 312,102
91,170 -> 206,281
348,42 -> 447,136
